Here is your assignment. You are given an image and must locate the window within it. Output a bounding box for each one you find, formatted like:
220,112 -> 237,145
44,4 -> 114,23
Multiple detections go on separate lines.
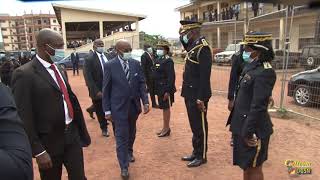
3,35 -> 8,39
29,27 -> 32,33
275,39 -> 280,49
299,38 -> 314,49
0,20 -> 5,23
53,19 -> 57,23
21,37 -> 26,41
309,48 -> 320,56
302,48 -> 309,56
43,20 -> 47,24
1,28 -> 7,31
54,27 -> 57,31
38,20 -> 41,24
30,36 -> 33,41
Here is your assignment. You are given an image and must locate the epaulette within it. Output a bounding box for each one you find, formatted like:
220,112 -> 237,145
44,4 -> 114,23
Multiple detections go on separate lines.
201,39 -> 209,46
263,62 -> 272,69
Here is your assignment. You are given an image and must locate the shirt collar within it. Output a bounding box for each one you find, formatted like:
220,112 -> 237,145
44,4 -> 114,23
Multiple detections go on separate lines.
37,54 -> 52,68
118,55 -> 126,64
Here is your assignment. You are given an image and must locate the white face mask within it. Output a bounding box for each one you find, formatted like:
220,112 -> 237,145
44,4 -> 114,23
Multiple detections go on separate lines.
96,47 -> 104,53
156,50 -> 164,57
147,47 -> 153,54
122,52 -> 132,61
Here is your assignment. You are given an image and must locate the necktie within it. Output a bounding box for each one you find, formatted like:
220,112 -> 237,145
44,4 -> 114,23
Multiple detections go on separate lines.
123,61 -> 130,81
50,64 -> 74,120
101,54 -> 107,66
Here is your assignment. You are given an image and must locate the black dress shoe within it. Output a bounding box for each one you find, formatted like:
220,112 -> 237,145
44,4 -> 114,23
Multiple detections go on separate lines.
86,108 -> 95,119
121,169 -> 129,180
187,158 -> 207,168
102,130 -> 109,137
129,155 -> 135,163
181,154 -> 196,161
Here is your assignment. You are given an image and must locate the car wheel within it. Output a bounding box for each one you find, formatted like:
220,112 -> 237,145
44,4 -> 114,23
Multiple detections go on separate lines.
307,57 -> 314,68
60,64 -> 66,69
294,85 -> 311,107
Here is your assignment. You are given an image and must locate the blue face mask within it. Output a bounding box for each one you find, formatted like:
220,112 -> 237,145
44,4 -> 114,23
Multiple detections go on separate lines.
183,34 -> 189,44
46,44 -> 65,62
242,51 -> 252,63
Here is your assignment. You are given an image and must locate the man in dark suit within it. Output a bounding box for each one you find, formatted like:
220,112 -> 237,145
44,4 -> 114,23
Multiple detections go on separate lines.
83,39 -> 112,137
102,39 -> 149,179
140,44 -> 158,108
0,82 -> 33,180
71,48 -> 79,76
11,28 -> 91,180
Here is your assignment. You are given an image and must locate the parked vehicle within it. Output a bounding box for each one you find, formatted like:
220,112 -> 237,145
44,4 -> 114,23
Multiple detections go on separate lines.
214,44 -> 240,65
271,50 -> 301,69
56,52 -> 89,69
299,45 -> 320,70
287,66 -> 320,106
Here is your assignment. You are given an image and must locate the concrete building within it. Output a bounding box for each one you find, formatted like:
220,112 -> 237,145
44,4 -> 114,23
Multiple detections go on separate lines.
0,13 -> 61,51
176,1 -> 319,52
52,3 -> 146,54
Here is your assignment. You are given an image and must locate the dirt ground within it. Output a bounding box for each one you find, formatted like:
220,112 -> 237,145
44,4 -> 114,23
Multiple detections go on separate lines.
33,64 -> 320,180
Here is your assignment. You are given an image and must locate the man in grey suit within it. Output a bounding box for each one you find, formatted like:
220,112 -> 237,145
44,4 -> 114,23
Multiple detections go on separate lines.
102,40 -> 149,179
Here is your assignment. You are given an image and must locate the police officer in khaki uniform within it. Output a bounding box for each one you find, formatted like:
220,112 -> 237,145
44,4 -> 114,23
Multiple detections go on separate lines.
179,20 -> 212,167
226,32 -> 276,180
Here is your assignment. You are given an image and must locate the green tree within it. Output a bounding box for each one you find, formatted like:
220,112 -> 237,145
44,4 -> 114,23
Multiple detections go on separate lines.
140,31 -> 169,48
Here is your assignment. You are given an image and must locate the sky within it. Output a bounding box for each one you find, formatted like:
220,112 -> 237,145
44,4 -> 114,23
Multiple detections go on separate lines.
0,0 -> 189,38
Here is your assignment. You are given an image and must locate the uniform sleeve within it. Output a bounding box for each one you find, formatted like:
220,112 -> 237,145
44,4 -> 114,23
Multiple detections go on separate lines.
241,69 -> 276,138
228,54 -> 241,100
140,53 -> 149,81
164,59 -> 175,94
197,46 -> 212,101
11,69 -> 45,157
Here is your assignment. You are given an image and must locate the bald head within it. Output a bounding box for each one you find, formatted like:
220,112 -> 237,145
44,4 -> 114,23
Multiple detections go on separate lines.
115,39 -> 132,55
36,28 -> 63,48
36,28 -> 64,63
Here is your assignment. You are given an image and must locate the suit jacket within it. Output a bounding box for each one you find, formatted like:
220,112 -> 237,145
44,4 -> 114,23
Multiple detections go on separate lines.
71,52 -> 79,64
140,51 -> 154,85
83,51 -> 111,100
228,51 -> 245,101
227,60 -> 276,139
102,56 -> 149,121
0,82 -> 33,180
11,57 -> 91,157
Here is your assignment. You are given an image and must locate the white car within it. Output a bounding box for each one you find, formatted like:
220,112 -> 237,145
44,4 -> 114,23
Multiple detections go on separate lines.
215,44 -> 240,64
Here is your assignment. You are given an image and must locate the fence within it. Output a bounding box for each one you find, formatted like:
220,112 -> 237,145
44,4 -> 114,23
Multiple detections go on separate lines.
208,5 -> 320,120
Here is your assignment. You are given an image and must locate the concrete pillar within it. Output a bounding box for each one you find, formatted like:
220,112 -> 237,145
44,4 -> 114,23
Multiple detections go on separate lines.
135,20 -> 139,32
197,8 -> 201,21
61,21 -> 67,49
279,18 -> 284,50
290,24 -> 299,52
217,1 -> 221,21
217,26 -> 221,48
99,21 -> 103,39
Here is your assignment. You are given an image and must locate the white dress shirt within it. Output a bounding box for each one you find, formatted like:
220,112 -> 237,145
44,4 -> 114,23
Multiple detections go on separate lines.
37,55 -> 73,125
95,51 -> 108,72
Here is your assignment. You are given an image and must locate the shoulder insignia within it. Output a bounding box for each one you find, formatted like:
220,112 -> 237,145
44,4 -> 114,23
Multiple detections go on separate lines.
201,39 -> 209,46
263,62 -> 272,69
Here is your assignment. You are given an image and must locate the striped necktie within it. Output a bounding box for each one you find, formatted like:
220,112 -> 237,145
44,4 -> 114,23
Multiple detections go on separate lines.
123,61 -> 130,81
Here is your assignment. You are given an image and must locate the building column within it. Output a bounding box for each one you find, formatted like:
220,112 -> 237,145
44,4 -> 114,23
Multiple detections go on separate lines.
217,1 -> 221,21
135,20 -> 139,32
217,26 -> 221,48
61,20 -> 67,49
99,21 -> 104,39
279,18 -> 284,50
208,33 -> 213,47
197,7 -> 201,21
290,24 -> 299,52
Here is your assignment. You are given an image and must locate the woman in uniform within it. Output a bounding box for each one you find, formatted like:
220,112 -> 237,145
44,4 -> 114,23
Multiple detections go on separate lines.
227,31 -> 277,180
152,42 -> 176,137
